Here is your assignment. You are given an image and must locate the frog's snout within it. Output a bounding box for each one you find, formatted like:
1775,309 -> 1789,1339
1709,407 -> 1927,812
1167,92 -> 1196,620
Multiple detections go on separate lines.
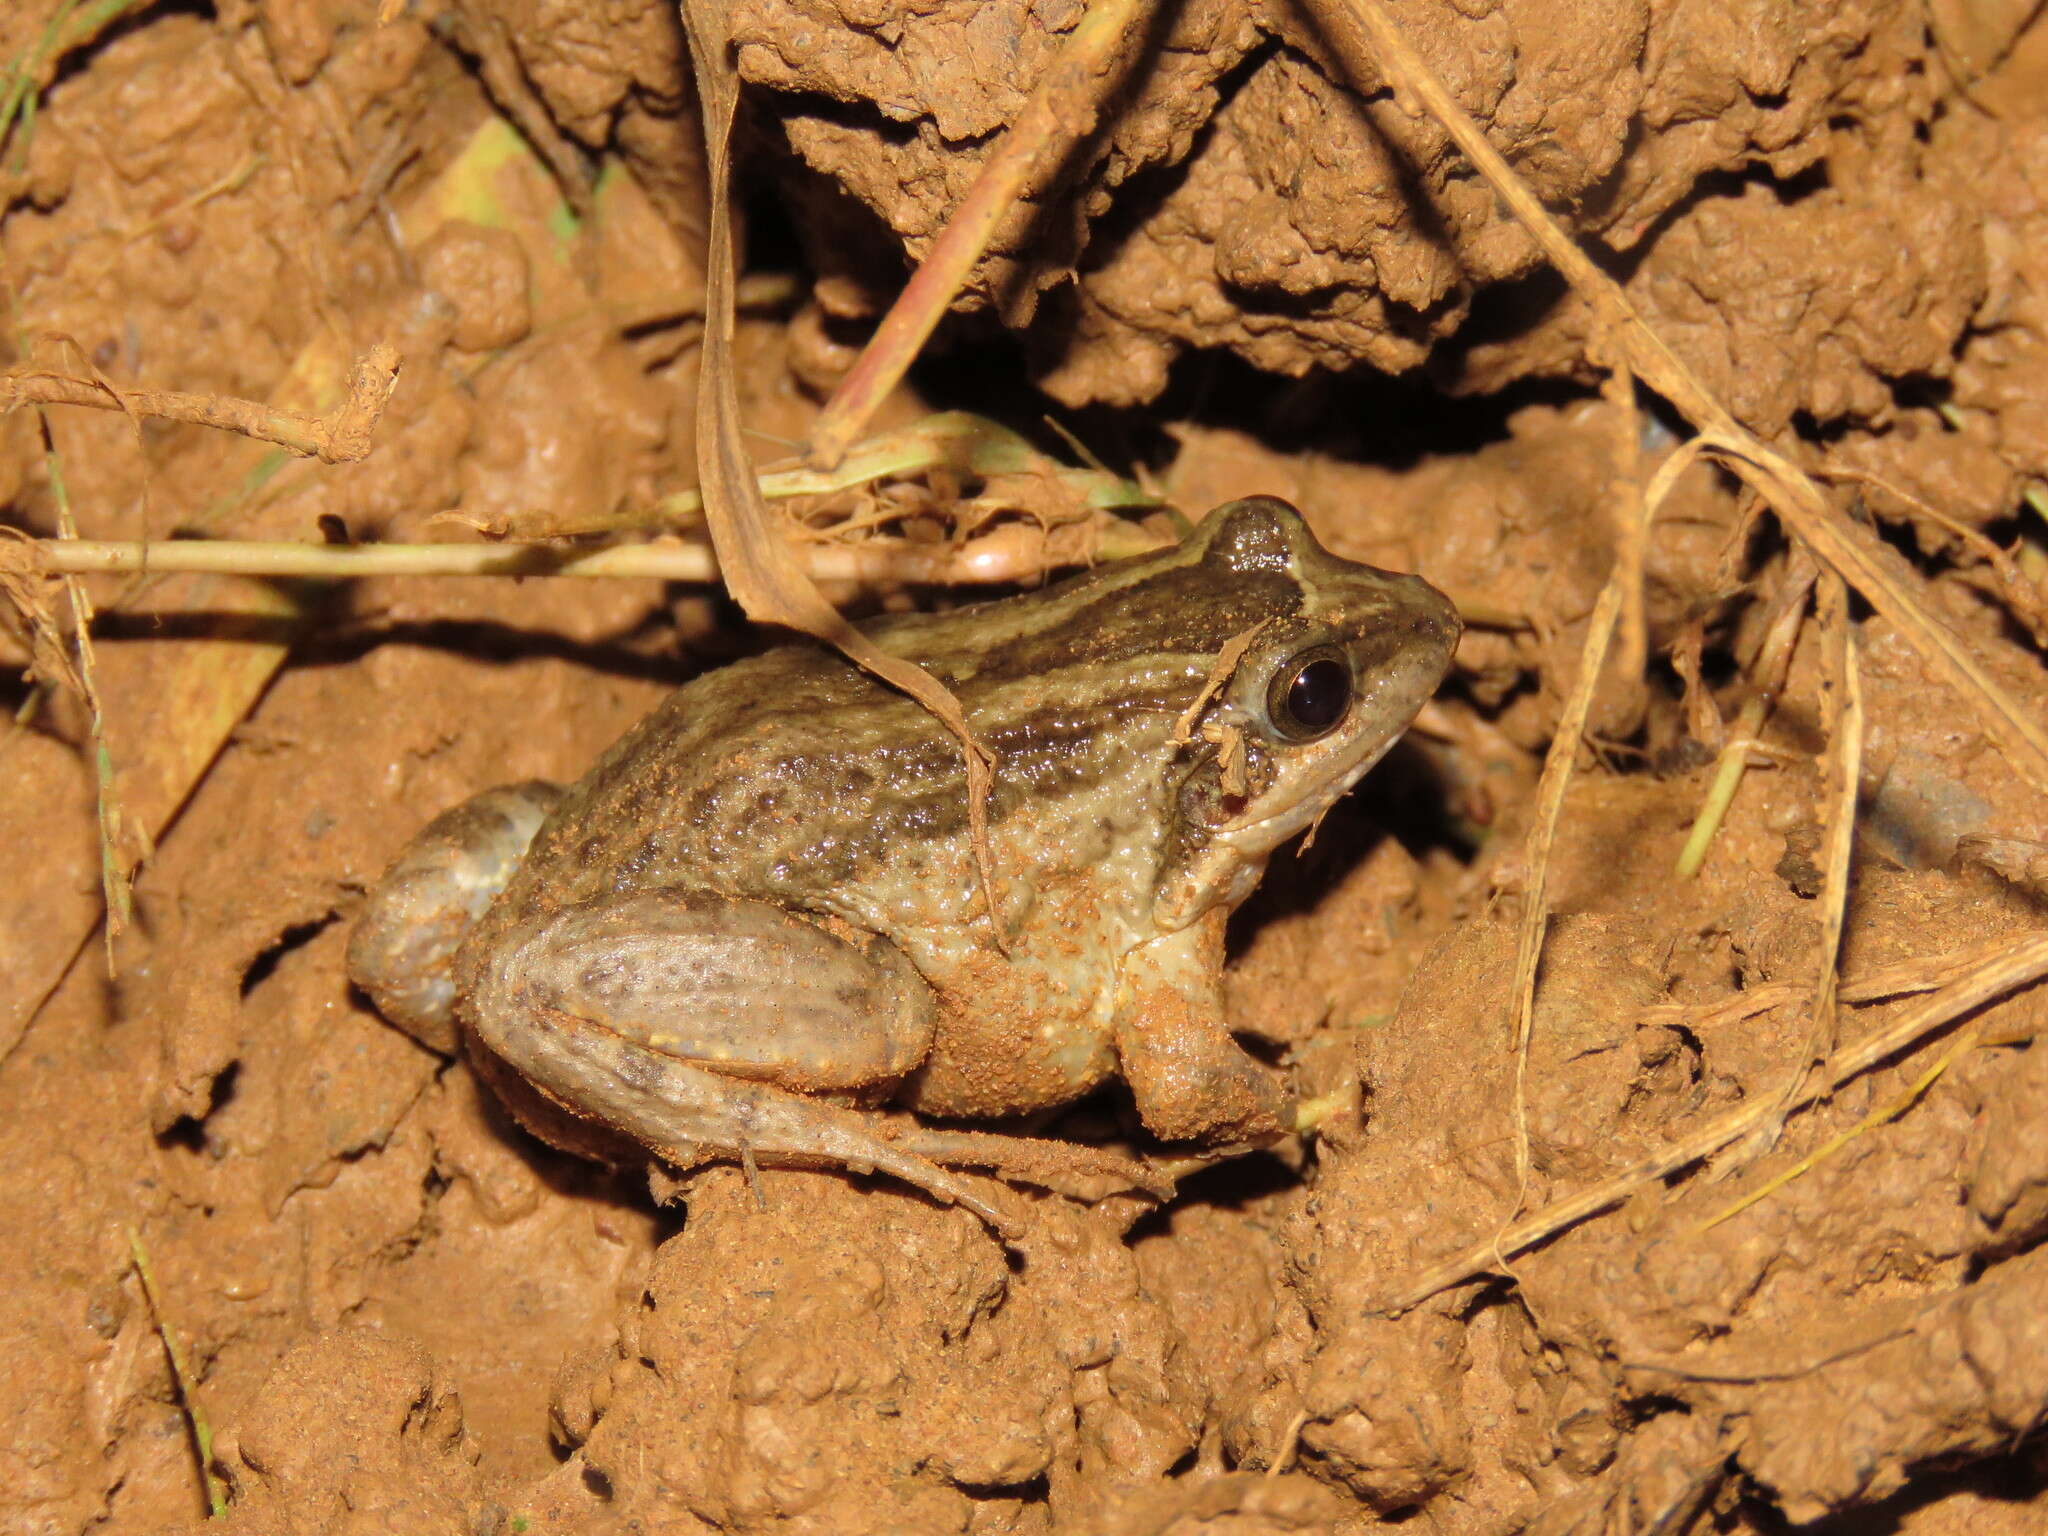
1402,573 -> 1463,656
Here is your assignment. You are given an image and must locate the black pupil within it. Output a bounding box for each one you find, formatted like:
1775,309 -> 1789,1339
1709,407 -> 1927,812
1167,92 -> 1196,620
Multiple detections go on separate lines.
1286,657 -> 1349,733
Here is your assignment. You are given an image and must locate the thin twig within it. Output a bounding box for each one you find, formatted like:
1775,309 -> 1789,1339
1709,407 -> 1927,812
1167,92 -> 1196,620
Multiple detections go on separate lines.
804,0 -> 1152,470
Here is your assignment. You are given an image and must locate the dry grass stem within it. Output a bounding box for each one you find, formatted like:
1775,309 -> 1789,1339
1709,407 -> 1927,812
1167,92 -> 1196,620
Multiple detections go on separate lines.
1603,360 -> 1649,683
129,1228 -> 227,1518
1,342 -> 400,463
120,152 -> 264,245
34,423 -> 135,967
18,531 -> 1118,586
1378,932 -> 2048,1313
1697,1013 -> 1982,1236
439,408 -> 1157,543
1497,407 -> 1702,1263
1498,525 -> 1625,1262
804,0 -> 1152,471
1820,464 -> 2048,644
1633,935 -> 2023,1038
1675,552 -> 1819,876
2,0 -> 158,167
1319,0 -> 2048,802
457,11 -> 593,214
2,116 -> 589,1060
1804,576 -> 1862,1073
1719,577 -> 1862,1175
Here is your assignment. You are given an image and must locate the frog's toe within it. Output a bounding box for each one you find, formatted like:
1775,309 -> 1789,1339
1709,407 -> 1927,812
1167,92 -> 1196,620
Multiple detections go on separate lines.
346,781 -> 564,1053
889,1124 -> 1180,1203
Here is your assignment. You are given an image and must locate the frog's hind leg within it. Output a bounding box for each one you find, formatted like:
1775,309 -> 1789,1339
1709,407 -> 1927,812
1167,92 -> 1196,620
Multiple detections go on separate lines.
510,1038 -> 1026,1237
462,888 -> 1027,1237
346,782 -> 565,1053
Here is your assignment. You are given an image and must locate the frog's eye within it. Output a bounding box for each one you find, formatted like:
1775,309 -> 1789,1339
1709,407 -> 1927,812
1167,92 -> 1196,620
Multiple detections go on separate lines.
1267,646 -> 1351,741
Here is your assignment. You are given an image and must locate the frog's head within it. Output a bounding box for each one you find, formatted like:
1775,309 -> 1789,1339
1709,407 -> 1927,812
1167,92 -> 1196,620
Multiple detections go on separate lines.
1151,496 -> 1460,933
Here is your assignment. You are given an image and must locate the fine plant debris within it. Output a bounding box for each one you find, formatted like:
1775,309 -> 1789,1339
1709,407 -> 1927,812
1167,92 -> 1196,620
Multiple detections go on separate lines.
2,0 -> 2046,1532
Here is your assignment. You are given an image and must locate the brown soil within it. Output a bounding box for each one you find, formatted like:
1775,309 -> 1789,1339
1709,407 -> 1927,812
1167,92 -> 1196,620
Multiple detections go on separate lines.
4,1 -> 2048,1532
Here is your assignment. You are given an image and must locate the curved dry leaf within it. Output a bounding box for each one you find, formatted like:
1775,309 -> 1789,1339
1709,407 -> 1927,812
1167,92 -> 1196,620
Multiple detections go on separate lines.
680,0 -> 1004,933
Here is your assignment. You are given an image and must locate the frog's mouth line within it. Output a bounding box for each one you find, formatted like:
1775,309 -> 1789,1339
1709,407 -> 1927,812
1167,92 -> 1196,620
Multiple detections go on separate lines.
1212,731 -> 1403,857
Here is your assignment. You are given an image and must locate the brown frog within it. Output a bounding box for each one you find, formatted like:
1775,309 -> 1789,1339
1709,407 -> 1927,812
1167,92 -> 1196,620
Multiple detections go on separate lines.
347,497 -> 1460,1233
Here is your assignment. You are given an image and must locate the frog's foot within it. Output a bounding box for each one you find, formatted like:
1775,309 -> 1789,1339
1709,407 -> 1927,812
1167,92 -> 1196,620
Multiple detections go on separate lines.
463,887 -> 1027,1237
883,1123 -> 1179,1204
346,782 -> 565,1054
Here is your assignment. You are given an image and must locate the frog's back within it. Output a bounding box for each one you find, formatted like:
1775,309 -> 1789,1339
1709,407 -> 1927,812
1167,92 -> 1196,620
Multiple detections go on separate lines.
491,553 -> 1242,940
499,646 -> 950,917
484,496 -> 1434,949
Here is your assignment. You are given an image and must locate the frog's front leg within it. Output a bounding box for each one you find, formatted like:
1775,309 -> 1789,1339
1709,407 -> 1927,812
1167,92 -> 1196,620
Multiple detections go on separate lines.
1114,909 -> 1294,1143
460,889 -> 1024,1235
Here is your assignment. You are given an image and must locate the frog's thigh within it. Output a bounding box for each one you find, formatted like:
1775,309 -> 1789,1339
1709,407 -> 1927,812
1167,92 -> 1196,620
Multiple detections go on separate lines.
465,889 -> 1020,1232
1114,909 -> 1293,1142
471,888 -> 935,1092
346,780 -> 566,1053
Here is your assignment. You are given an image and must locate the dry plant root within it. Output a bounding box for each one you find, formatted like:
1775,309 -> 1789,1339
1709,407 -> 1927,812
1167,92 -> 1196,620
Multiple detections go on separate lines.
0,343 -> 400,464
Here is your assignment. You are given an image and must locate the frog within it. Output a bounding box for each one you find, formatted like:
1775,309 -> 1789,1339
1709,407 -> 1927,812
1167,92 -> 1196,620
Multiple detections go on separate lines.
346,496 -> 1460,1235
